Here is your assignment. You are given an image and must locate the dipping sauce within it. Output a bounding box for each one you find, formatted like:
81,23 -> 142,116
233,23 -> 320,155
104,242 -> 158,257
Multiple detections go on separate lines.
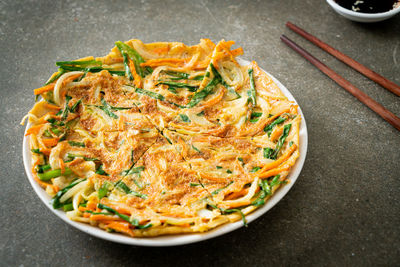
335,0 -> 400,13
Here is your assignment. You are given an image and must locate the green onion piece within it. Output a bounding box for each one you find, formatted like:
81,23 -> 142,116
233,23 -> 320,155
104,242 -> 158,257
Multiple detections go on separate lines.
251,175 -> 283,207
250,166 -> 261,173
122,166 -> 145,176
135,87 -> 165,101
263,147 -> 274,159
190,183 -> 200,187
98,181 -> 112,199
250,112 -> 262,123
185,63 -> 222,108
269,174 -> 283,187
68,141 -> 85,147
168,87 -> 178,94
98,203 -> 152,229
61,95 -> 72,120
43,129 -> 52,137
269,124 -> 292,159
95,164 -> 108,176
158,81 -> 198,92
247,68 -> 256,106
179,114 -> 191,123
191,145 -> 201,153
50,128 -> 62,135
208,203 -> 247,226
122,52 -> 134,80
100,98 -> 118,119
164,71 -> 190,79
38,168 -> 73,181
216,166 -> 223,169
36,164 -> 51,173
192,75 -> 204,81
45,69 -> 65,85
115,41 -> 150,78
56,60 -> 102,67
165,136 -> 172,144
63,203 -> 74,212
115,180 -> 147,199
226,169 -> 232,174
211,181 -> 234,196
264,116 -> 286,136
51,178 -> 86,209
31,148 -> 43,154
70,99 -> 82,113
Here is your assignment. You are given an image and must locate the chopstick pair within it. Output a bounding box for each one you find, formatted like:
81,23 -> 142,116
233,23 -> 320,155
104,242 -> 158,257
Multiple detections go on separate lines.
281,22 -> 400,131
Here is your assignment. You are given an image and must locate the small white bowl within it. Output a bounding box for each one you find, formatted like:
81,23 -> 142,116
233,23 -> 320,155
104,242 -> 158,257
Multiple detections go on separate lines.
326,0 -> 400,22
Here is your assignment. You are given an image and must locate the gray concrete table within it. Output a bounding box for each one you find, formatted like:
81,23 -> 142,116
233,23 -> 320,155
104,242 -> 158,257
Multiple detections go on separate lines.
1,0 -> 399,266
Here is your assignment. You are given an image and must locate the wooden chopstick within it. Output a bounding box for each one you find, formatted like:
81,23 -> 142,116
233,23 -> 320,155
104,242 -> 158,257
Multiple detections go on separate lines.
280,34 -> 400,131
286,21 -> 400,97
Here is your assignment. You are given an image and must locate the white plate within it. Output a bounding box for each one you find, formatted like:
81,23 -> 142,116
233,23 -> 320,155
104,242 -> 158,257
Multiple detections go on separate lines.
23,59 -> 308,246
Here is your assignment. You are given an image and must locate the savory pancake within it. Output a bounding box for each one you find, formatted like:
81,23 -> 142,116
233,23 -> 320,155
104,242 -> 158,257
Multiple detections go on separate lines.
22,39 -> 300,237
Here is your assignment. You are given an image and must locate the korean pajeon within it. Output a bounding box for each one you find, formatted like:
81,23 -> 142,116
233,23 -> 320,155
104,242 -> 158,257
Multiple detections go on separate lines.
22,39 -> 301,237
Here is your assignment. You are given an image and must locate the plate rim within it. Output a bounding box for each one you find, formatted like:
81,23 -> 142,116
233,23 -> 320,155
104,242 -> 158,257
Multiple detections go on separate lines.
22,58 -> 308,246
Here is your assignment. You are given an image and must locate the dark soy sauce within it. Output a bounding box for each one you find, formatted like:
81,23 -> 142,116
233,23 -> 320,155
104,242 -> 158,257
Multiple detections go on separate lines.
335,0 -> 399,13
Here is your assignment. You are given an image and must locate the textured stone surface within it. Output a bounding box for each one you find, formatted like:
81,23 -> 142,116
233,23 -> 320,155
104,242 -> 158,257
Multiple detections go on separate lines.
1,0 -> 399,266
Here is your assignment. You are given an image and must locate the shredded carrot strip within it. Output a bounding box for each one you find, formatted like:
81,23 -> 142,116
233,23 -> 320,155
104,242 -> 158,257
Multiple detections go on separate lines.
225,188 -> 249,200
90,214 -> 124,222
63,73 -> 83,85
61,89 -> 68,98
257,144 -> 297,175
36,112 -> 56,124
86,200 -> 98,211
230,47 -> 244,57
258,166 -> 290,179
140,58 -> 186,67
178,138 -> 188,159
106,222 -> 134,236
128,59 -> 142,88
118,115 -> 125,131
198,172 -> 229,182
200,86 -> 226,108
239,108 -> 290,137
40,148 -> 52,156
43,103 -> 62,110
290,105 -> 298,115
152,47 -> 169,55
59,158 -> 65,174
100,199 -> 133,215
223,40 -> 235,49
42,138 -> 59,147
34,84 -> 55,95
270,125 -> 284,142
25,124 -> 44,136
